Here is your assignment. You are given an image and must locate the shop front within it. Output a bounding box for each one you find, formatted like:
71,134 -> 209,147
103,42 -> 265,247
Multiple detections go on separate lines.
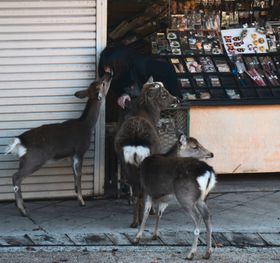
149,0 -> 280,174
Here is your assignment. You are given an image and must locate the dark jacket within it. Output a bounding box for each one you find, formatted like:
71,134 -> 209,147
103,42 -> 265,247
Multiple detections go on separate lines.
100,51 -> 182,99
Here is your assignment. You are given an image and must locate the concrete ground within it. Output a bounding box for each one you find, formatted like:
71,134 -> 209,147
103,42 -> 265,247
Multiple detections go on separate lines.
0,174 -> 279,262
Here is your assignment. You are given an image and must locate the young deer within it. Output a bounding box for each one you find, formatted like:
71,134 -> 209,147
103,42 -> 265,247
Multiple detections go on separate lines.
134,133 -> 216,260
5,73 -> 112,216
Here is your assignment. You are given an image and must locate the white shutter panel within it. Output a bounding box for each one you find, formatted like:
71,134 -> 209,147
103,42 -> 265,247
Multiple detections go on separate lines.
0,0 -> 100,200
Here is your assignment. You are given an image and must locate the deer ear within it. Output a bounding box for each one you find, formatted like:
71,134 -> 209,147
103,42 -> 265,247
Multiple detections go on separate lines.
178,133 -> 187,146
75,89 -> 89,99
146,76 -> 154,84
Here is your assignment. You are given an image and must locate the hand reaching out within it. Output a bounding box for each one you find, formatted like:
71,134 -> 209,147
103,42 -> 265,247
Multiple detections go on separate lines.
117,94 -> 131,109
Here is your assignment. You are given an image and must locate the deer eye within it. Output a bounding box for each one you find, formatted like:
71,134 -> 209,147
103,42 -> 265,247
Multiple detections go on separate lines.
161,92 -> 167,99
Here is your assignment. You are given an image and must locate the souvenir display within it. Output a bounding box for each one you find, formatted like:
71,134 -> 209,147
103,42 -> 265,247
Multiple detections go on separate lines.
213,57 -> 231,72
179,78 -> 192,88
150,1 -> 280,102
194,75 -> 207,88
209,75 -> 221,87
221,28 -> 269,55
184,57 -> 202,73
226,89 -> 241,99
170,11 -> 220,31
170,58 -> 185,73
266,22 -> 280,52
183,30 -> 223,55
151,32 -> 171,55
182,90 -> 197,101
151,30 -> 223,56
258,56 -> 280,86
199,56 -> 216,72
199,91 -> 211,99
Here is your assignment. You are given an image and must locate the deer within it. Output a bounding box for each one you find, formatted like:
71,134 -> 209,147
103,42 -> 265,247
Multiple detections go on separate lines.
114,79 -> 179,228
134,133 -> 216,260
5,72 -> 112,216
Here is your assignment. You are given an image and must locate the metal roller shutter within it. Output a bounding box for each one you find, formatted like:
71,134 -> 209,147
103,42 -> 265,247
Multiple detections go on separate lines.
0,0 -> 107,200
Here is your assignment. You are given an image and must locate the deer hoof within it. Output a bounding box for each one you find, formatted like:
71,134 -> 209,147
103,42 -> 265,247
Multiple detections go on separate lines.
133,237 -> 141,245
130,222 -> 138,228
79,199 -> 86,206
19,207 -> 27,217
151,234 -> 158,240
185,252 -> 194,260
202,250 -> 212,260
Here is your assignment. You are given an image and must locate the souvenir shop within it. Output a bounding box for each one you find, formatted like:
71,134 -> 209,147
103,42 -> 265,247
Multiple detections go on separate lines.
106,0 -> 280,182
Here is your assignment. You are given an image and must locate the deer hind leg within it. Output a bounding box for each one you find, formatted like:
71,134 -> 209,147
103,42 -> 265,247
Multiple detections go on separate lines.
196,200 -> 213,259
72,155 -> 85,206
130,196 -> 141,228
13,156 -> 44,216
151,201 -> 168,240
134,194 -> 152,243
12,171 -> 26,216
174,185 -> 202,260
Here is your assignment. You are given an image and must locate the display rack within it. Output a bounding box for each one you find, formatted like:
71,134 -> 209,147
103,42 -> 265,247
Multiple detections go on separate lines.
161,52 -> 280,106
150,16 -> 280,105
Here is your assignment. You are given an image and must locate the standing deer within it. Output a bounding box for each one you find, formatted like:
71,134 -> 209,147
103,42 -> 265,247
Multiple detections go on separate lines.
114,80 -> 179,228
5,73 -> 112,216
134,133 -> 216,260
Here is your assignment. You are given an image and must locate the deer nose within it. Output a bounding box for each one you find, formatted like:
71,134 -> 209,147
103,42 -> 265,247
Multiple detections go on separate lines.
209,152 -> 214,158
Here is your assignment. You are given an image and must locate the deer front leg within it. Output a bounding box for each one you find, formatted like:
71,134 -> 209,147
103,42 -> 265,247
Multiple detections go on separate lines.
134,195 -> 152,243
72,155 -> 85,206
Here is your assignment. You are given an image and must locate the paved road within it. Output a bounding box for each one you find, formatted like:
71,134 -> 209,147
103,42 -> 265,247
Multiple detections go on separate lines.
0,246 -> 279,263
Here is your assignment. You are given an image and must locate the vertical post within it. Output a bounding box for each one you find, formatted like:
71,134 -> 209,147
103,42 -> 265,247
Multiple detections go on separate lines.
94,0 -> 108,195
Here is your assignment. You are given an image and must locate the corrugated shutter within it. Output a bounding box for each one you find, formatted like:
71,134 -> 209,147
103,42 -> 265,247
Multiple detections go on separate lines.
0,0 -> 99,200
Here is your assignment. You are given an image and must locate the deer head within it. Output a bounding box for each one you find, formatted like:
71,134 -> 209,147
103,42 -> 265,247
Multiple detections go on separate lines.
139,81 -> 178,110
178,133 -> 214,159
75,72 -> 112,101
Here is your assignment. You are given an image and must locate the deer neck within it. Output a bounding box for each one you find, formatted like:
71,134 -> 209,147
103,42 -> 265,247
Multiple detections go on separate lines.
163,142 -> 179,157
79,98 -> 102,128
139,103 -> 161,125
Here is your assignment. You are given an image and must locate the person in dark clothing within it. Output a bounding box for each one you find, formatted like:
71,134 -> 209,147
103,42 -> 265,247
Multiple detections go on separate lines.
98,46 -> 182,109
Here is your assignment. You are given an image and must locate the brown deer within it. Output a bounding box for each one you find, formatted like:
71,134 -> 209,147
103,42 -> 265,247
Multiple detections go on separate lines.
134,133 -> 216,260
114,80 -> 179,228
5,73 -> 112,216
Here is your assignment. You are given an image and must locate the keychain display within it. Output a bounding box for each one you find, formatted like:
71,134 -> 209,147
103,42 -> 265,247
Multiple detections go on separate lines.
186,30 -> 223,55
221,28 -> 269,55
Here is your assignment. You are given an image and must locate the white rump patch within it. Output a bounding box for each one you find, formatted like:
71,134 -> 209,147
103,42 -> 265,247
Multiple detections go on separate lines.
196,171 -> 216,200
123,146 -> 150,167
5,138 -> 27,158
